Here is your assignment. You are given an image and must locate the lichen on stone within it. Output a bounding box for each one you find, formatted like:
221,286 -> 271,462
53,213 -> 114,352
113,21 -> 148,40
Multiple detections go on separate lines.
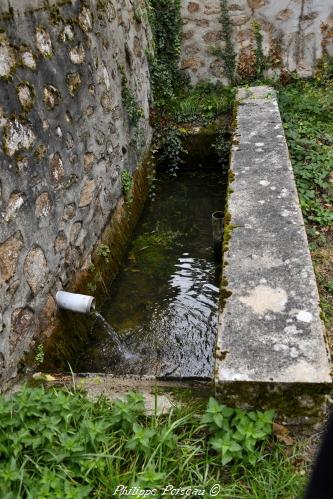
69,44 -> 85,64
35,27 -> 53,58
3,118 -> 36,157
16,82 -> 35,111
20,47 -> 37,70
3,192 -> 25,222
60,24 -> 75,43
78,6 -> 93,32
50,152 -> 65,183
43,85 -> 61,109
0,33 -> 17,79
66,72 -> 82,96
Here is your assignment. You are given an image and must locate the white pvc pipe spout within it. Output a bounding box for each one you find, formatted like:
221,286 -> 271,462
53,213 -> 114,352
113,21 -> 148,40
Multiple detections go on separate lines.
55,291 -> 96,314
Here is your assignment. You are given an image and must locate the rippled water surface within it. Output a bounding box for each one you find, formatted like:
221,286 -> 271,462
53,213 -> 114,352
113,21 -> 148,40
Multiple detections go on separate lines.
77,167 -> 226,378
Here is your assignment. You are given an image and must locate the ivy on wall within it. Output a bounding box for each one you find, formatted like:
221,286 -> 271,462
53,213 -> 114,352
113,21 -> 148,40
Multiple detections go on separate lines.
147,0 -> 185,106
220,0 -> 236,84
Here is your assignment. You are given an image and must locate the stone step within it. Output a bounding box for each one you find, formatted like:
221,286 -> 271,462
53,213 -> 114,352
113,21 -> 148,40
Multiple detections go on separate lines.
31,373 -> 212,414
215,86 -> 332,420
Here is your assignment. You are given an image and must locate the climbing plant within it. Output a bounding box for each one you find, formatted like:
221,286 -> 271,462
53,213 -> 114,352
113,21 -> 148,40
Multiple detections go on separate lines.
220,0 -> 236,84
120,67 -> 144,127
147,0 -> 185,106
253,20 -> 265,79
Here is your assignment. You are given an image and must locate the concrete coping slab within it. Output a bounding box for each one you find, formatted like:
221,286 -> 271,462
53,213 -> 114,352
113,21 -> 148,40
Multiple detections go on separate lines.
215,86 -> 331,416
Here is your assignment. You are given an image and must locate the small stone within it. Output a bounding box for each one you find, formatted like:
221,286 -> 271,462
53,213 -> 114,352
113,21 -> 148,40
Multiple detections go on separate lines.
203,31 -> 222,43
65,132 -> 74,150
43,85 -> 61,109
101,93 -> 112,112
78,6 -> 93,32
79,179 -> 96,207
85,106 -> 95,117
34,144 -> 47,161
195,19 -> 209,27
3,192 -> 25,222
204,3 -> 220,15
70,221 -> 82,243
40,295 -> 56,330
181,57 -> 201,70
50,152 -> 65,183
69,45 -> 85,64
54,232 -> 67,253
0,232 -> 23,283
35,27 -> 53,57
102,64 -> 111,90
133,36 -> 142,58
24,246 -> 48,295
188,2 -> 200,13
17,82 -> 34,111
3,118 -> 36,157
182,31 -> 194,41
35,192 -> 52,218
247,0 -> 266,8
17,156 -> 28,174
60,24 -> 75,43
21,49 -> 36,70
276,9 -> 293,21
63,203 -> 76,220
0,33 -> 16,78
84,152 -> 95,171
230,14 -> 251,26
66,72 -> 81,96
10,308 -> 34,354
210,59 -> 224,77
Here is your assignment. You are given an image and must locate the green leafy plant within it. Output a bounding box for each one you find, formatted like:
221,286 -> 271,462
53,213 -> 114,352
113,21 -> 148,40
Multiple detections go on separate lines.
120,69 -> 144,127
155,125 -> 185,176
121,169 -> 134,204
220,0 -> 236,83
34,344 -> 44,365
0,387 -> 305,498
202,398 -> 275,466
87,263 -> 107,293
279,82 -> 333,227
97,244 -> 111,263
147,0 -> 186,106
253,19 -> 265,79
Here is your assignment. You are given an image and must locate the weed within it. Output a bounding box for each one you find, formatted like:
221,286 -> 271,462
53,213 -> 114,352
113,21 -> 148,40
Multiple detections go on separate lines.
87,263 -> 107,293
97,244 -> 111,263
121,169 -> 134,205
0,387 -> 306,497
220,0 -> 236,83
279,82 -> 333,227
120,69 -> 144,127
34,344 -> 44,365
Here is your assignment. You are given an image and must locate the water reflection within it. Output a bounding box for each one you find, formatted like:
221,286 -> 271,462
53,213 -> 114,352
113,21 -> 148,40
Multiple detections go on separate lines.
77,168 -> 226,378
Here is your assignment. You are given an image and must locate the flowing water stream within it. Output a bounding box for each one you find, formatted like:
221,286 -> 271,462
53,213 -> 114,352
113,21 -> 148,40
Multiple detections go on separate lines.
76,165 -> 226,378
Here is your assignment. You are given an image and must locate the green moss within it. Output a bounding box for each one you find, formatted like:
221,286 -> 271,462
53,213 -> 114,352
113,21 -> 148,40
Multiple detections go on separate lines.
219,0 -> 236,84
49,9 -> 65,25
215,381 -> 330,420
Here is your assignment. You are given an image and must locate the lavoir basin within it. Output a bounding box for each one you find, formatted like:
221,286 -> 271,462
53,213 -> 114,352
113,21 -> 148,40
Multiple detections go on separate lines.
76,164 -> 227,378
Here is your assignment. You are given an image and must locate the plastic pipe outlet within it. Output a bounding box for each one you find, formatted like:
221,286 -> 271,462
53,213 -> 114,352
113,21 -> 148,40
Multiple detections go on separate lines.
55,291 -> 96,314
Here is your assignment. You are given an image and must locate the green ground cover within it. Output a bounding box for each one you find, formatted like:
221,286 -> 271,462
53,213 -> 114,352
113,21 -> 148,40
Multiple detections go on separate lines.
278,76 -> 333,346
0,387 -> 305,498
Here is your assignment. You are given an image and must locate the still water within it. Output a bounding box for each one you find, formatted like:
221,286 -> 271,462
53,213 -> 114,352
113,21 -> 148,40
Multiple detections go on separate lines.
77,166 -> 226,378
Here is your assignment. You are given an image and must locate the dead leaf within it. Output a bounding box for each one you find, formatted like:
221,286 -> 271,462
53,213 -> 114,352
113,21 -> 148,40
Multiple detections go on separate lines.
273,422 -> 294,446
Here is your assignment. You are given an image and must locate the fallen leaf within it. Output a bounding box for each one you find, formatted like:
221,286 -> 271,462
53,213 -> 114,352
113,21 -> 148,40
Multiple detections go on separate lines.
273,422 -> 294,446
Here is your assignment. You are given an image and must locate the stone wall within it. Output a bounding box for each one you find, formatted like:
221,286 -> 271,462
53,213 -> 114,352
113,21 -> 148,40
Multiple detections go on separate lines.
181,0 -> 333,83
0,0 -> 152,382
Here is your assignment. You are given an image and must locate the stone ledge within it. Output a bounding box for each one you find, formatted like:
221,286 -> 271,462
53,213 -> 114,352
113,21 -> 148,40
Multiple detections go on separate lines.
215,86 -> 331,416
